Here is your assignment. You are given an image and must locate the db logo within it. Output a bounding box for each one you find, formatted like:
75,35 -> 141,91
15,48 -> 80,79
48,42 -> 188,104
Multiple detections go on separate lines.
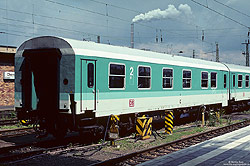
129,99 -> 135,107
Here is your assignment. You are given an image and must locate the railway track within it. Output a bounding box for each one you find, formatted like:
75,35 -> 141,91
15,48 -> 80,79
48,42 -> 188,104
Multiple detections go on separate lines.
0,131 -> 102,164
0,127 -> 34,137
0,138 -> 68,163
93,120 -> 250,166
0,109 -> 15,118
1,118 -> 249,164
0,118 -> 19,126
0,109 -> 18,126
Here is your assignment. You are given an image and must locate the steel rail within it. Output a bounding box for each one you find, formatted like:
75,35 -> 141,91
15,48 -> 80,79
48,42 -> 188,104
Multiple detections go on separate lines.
93,120 -> 250,166
0,127 -> 34,138
0,119 -> 19,126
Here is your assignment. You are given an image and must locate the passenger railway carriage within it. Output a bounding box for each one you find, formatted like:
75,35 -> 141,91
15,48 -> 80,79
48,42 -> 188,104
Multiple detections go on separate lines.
15,36 -> 250,138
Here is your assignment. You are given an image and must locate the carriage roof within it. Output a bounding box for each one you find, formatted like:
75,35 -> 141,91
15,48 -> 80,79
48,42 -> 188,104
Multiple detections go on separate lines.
15,36 -> 249,73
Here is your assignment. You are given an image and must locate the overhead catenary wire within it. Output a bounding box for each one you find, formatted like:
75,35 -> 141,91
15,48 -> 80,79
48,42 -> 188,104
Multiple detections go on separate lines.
212,0 -> 250,19
190,0 -> 249,29
44,0 -> 131,23
0,7 -> 130,32
88,0 -> 142,14
0,28 -> 35,36
1,20 -> 216,42
0,21 -> 88,38
42,0 -> 222,49
3,0 -> 246,37
88,0 -> 209,35
0,0 -> 233,56
0,31 -> 32,38
87,0 -> 248,39
44,0 -> 214,39
44,0 -> 105,17
42,0 -> 209,41
89,0 -> 248,44
0,19 -> 131,43
2,17 -> 129,42
3,17 -> 98,36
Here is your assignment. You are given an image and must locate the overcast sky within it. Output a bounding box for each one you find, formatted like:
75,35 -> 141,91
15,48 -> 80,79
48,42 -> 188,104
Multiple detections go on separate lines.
0,0 -> 249,66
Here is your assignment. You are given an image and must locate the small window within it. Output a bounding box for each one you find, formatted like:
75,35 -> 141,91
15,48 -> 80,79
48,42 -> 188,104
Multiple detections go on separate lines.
246,75 -> 249,88
201,72 -> 208,88
109,63 -> 125,88
183,70 -> 191,88
238,75 -> 242,88
163,68 -> 173,89
88,63 -> 94,88
233,75 -> 236,87
138,66 -> 151,89
224,74 -> 227,88
211,72 -> 217,88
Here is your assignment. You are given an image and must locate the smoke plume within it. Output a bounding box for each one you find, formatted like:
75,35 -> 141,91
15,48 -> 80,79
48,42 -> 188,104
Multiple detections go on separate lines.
132,4 -> 192,23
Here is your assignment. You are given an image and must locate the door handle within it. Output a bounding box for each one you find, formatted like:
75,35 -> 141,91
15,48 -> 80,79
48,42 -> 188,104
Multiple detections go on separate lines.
92,89 -> 95,93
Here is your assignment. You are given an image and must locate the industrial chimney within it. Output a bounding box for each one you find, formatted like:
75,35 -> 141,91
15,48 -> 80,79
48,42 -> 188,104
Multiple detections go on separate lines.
131,23 -> 134,48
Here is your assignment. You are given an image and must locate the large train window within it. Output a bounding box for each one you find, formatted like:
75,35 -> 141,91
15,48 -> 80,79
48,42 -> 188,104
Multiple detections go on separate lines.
233,75 -> 236,87
224,74 -> 227,88
163,68 -> 173,89
201,71 -> 208,88
183,70 -> 191,89
246,75 -> 249,88
109,63 -> 125,89
138,66 -> 151,89
211,72 -> 217,88
238,75 -> 243,88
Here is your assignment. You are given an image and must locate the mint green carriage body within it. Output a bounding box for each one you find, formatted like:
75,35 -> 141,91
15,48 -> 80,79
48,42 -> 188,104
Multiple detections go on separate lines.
15,36 -> 250,122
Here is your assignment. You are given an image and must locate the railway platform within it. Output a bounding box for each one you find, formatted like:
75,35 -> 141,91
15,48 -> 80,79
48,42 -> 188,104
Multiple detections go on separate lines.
139,125 -> 250,166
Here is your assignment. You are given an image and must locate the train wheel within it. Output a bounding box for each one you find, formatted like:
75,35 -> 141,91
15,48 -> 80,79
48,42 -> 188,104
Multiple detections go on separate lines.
53,120 -> 67,139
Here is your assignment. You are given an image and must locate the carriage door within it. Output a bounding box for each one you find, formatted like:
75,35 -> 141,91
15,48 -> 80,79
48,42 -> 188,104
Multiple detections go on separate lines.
81,60 -> 96,111
223,72 -> 229,103
232,73 -> 237,99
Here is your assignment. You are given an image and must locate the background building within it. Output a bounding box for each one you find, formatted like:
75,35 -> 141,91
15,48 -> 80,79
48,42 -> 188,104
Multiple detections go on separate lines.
0,46 -> 16,107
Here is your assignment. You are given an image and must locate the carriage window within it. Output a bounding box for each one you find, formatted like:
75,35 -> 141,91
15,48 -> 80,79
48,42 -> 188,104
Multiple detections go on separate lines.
238,75 -> 242,88
109,63 -> 125,89
201,72 -> 208,88
211,72 -> 217,88
183,70 -> 191,88
88,63 -> 94,88
246,75 -> 249,88
163,68 -> 173,89
233,75 -> 236,87
224,74 -> 227,88
138,66 -> 151,89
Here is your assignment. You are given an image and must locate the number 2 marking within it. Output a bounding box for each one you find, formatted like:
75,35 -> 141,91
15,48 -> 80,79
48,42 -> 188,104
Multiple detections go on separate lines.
130,67 -> 134,76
